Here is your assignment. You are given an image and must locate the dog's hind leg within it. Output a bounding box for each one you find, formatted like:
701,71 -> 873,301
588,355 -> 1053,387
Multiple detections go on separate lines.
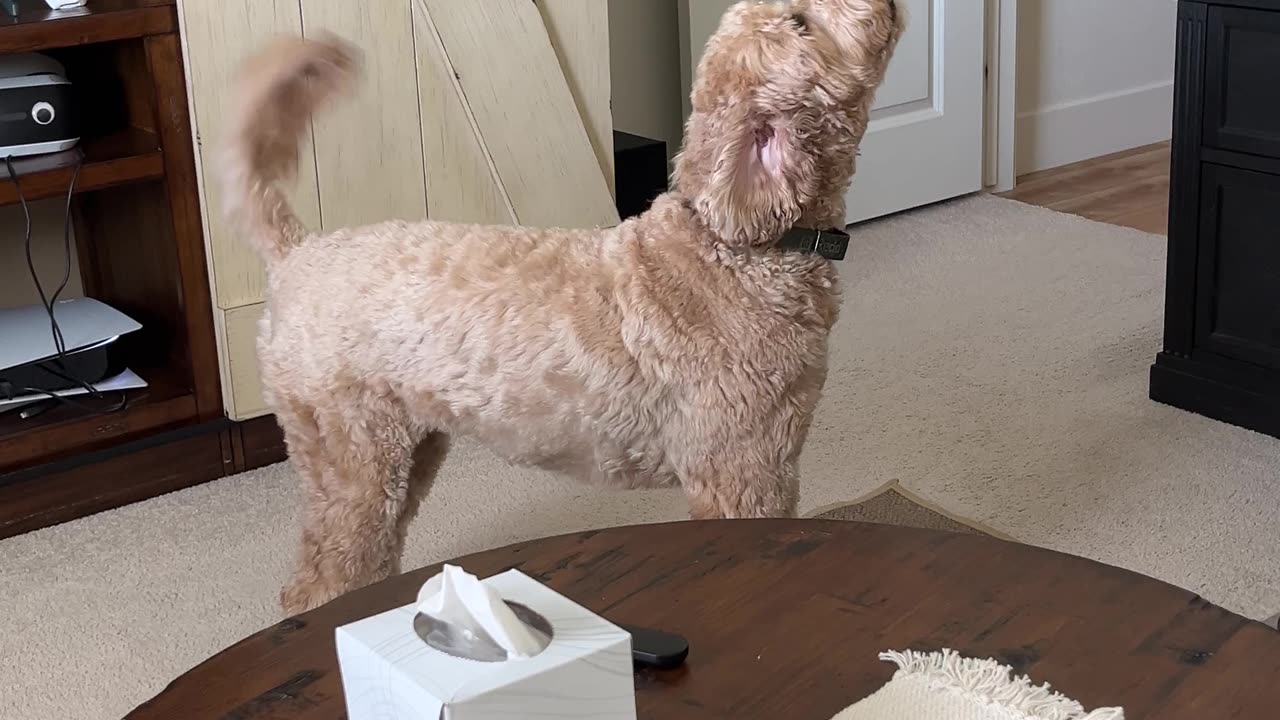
278,391 -> 424,614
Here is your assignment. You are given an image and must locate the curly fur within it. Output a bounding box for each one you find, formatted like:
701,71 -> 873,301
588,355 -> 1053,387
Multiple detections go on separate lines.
222,0 -> 903,614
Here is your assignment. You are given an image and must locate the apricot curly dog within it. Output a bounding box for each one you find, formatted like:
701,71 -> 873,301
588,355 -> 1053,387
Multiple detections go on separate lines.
223,0 -> 903,613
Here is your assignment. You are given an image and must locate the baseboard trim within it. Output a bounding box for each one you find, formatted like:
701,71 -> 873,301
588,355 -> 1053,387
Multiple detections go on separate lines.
1017,81 -> 1174,175
0,414 -> 287,540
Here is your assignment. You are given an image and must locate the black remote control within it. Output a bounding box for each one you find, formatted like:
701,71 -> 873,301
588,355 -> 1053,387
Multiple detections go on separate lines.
621,623 -> 689,670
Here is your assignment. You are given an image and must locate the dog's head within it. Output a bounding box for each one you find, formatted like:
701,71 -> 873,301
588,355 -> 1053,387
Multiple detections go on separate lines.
673,0 -> 904,246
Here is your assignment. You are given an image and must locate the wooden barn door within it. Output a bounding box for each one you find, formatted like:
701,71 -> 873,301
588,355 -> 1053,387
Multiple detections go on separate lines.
177,0 -> 616,420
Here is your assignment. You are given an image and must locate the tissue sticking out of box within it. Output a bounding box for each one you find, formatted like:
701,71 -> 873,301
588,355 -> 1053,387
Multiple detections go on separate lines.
415,565 -> 551,662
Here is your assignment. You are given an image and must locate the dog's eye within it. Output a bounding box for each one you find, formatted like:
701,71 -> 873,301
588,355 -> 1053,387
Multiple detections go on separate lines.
789,12 -> 809,34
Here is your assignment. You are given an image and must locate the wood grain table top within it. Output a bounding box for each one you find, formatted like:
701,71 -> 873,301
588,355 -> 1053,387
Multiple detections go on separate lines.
127,520 -> 1280,719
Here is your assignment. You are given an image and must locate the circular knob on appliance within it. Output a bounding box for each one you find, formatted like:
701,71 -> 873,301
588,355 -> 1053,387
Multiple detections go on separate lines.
32,102 -> 55,126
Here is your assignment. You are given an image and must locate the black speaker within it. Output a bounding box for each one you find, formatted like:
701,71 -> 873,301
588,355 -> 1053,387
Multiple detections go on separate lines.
613,131 -> 668,221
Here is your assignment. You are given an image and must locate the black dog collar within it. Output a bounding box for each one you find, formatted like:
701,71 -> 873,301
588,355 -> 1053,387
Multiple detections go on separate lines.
775,226 -> 850,261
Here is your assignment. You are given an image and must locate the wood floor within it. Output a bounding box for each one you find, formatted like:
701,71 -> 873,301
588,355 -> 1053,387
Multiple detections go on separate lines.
1001,141 -> 1171,235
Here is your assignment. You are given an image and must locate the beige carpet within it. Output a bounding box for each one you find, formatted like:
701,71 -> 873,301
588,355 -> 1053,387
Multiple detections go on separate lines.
4,195 -> 1280,720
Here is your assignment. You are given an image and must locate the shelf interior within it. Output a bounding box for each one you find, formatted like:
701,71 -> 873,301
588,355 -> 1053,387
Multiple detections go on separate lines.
0,127 -> 163,206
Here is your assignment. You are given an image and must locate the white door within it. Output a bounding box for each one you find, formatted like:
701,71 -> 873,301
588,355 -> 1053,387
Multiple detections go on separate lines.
681,0 -> 986,224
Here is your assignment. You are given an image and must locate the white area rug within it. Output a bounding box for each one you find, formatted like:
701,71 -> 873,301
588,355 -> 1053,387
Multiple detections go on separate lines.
3,195 -> 1278,720
834,650 -> 1123,720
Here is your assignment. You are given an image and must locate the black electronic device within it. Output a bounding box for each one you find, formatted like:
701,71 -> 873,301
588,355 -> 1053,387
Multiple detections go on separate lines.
622,623 -> 689,670
0,298 -> 141,407
0,338 -> 126,395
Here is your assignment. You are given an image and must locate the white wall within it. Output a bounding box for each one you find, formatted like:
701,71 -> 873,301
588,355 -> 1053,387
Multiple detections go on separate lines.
608,0 -> 685,161
1016,0 -> 1177,174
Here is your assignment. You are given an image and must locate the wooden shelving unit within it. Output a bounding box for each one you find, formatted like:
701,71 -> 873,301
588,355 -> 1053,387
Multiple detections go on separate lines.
0,0 -> 175,53
0,1 -> 285,538
0,128 -> 164,204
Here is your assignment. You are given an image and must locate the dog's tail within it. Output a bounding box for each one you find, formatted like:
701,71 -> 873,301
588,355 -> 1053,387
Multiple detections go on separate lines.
222,34 -> 358,262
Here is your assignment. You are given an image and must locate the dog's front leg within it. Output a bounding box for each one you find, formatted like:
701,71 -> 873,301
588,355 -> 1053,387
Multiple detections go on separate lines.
679,454 -> 800,520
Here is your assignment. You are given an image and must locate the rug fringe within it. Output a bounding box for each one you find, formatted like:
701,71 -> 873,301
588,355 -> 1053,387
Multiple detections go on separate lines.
880,649 -> 1124,720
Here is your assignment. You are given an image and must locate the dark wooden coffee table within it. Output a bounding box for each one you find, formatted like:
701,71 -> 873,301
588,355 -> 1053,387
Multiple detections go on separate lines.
128,520 -> 1280,718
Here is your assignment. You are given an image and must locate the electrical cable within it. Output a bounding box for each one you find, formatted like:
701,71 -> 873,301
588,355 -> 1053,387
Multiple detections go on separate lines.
3,153 -> 127,415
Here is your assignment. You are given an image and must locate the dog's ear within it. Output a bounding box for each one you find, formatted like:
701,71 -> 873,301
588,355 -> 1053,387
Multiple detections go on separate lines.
675,101 -> 811,247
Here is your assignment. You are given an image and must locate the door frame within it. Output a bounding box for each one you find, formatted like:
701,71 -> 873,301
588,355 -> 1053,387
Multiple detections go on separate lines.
985,0 -> 1018,192
678,0 -> 1019,193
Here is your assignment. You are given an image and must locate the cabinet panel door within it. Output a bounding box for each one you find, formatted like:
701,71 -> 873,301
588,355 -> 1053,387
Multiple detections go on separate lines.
537,0 -> 615,196
1204,6 -> 1280,158
301,0 -> 429,229
415,0 -> 618,229
217,302 -> 268,421
1195,163 -> 1280,369
178,0 -> 322,310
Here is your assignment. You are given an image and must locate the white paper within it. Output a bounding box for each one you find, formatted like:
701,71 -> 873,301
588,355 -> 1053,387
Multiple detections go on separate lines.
416,565 -> 548,660
0,368 -> 147,411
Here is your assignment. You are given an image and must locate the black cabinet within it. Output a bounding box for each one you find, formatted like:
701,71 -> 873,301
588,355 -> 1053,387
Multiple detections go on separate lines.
1152,0 -> 1280,438
1204,6 -> 1280,157
1195,164 -> 1280,370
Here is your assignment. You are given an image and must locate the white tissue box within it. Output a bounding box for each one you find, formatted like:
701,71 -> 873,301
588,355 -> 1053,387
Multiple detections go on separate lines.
335,569 -> 637,720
